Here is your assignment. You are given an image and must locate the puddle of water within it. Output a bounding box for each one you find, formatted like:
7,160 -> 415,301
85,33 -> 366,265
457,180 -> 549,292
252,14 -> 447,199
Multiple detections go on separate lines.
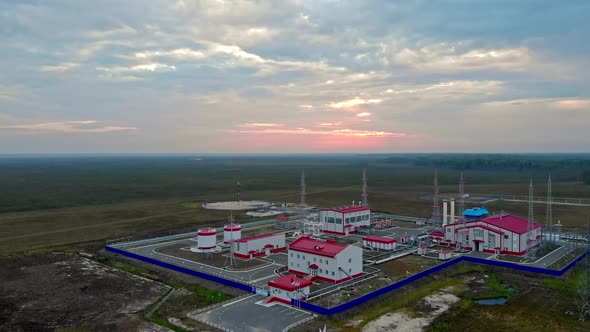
507,287 -> 515,292
474,297 -> 507,305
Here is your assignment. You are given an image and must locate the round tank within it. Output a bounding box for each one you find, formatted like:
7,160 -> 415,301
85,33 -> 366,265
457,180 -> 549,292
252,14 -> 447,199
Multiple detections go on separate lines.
224,223 -> 242,243
198,227 -> 217,250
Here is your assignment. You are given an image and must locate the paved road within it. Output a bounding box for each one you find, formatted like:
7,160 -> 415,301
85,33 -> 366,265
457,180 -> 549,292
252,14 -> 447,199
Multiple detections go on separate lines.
526,244 -> 573,268
195,295 -> 314,332
127,239 -> 282,287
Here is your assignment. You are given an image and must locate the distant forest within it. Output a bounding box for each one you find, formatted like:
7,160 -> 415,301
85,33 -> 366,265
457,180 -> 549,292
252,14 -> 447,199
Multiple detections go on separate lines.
384,154 -> 590,183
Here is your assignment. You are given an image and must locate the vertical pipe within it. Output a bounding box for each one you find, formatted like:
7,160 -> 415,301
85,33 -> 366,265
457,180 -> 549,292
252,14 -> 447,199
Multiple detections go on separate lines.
450,199 -> 455,224
443,200 -> 448,226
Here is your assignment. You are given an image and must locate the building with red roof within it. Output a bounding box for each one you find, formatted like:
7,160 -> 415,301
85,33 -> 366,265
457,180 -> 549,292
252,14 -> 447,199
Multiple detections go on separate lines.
288,236 -> 363,283
320,205 -> 370,235
441,214 -> 542,256
267,275 -> 312,304
231,233 -> 286,259
362,236 -> 397,251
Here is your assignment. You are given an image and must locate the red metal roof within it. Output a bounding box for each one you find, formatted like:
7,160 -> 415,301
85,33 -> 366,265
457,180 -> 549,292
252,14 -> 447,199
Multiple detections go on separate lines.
238,233 -> 283,243
441,249 -> 453,254
224,223 -> 241,231
198,227 -> 216,235
429,231 -> 445,238
363,236 -> 396,244
268,275 -> 312,291
480,215 -> 541,234
309,263 -> 319,269
454,225 -> 505,235
264,243 -> 274,248
321,206 -> 370,214
289,236 -> 349,258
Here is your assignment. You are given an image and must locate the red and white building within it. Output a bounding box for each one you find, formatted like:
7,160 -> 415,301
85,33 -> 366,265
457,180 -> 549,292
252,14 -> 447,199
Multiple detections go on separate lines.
441,214 -> 542,255
288,236 -> 363,283
362,236 -> 396,251
223,223 -> 241,243
267,275 -> 312,304
320,206 -> 371,235
197,227 -> 217,250
232,233 -> 286,259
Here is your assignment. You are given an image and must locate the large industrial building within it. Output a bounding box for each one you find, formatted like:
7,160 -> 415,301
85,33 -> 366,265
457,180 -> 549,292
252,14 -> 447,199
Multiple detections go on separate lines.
232,233 -> 286,259
441,214 -> 542,255
320,206 -> 371,235
287,236 -> 363,283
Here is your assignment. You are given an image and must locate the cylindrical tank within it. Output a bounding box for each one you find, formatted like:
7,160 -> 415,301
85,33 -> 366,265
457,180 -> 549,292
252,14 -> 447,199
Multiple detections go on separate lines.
198,227 -> 217,250
223,223 -> 242,243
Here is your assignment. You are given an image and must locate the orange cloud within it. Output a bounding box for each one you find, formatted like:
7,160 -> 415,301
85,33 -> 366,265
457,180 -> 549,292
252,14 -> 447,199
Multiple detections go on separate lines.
356,112 -> 371,117
238,123 -> 285,128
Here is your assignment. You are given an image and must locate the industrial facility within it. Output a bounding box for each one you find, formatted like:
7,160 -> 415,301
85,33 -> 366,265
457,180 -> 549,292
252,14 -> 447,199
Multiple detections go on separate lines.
107,168 -> 587,326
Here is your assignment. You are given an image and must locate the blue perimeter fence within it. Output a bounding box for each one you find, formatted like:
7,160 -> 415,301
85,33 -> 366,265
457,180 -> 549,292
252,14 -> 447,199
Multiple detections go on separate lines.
106,245 -> 589,316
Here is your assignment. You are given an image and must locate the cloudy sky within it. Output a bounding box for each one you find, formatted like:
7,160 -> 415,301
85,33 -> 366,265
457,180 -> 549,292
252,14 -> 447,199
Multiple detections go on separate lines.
1,0 -> 589,153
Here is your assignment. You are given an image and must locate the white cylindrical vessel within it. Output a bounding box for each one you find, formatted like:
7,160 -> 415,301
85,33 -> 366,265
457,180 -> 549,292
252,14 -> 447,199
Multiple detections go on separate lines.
198,227 -> 217,250
224,223 -> 242,243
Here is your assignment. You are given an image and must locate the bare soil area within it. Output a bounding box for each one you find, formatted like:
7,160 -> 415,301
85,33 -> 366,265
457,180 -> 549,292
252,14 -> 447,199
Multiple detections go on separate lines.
0,253 -> 168,332
155,243 -> 271,269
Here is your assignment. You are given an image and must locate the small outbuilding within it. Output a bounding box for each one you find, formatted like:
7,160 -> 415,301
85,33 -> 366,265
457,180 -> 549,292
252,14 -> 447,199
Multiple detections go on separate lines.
362,236 -> 396,251
267,275 -> 312,305
232,233 -> 286,259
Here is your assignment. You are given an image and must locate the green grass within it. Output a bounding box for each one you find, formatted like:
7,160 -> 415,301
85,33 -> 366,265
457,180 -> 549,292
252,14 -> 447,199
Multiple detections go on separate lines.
165,280 -> 232,305
449,265 -> 484,276
150,311 -> 188,332
543,270 -> 588,293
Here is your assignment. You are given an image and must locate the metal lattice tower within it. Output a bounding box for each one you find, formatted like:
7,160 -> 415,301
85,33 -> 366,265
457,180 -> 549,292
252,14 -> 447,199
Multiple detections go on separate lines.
526,178 -> 538,258
225,213 -> 237,267
458,172 -> 466,215
300,170 -> 306,206
237,180 -> 240,202
546,174 -> 552,227
432,169 -> 442,225
528,178 -> 534,222
361,168 -> 368,207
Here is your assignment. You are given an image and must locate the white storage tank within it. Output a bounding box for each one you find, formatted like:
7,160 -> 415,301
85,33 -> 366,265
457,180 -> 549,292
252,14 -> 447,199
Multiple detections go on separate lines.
198,227 -> 217,250
224,223 -> 242,243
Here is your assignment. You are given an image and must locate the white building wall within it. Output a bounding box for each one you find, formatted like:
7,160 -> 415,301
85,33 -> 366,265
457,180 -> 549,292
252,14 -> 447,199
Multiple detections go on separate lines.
233,234 -> 285,256
320,210 -> 371,234
269,285 -> 310,302
288,245 -> 363,281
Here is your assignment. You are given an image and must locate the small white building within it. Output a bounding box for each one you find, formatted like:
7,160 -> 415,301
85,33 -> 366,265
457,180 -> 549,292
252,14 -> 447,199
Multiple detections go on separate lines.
197,227 -> 217,250
320,206 -> 371,235
442,214 -> 542,255
288,236 -> 363,283
223,223 -> 241,243
439,249 -> 453,260
232,233 -> 286,259
267,275 -> 312,305
362,236 -> 396,251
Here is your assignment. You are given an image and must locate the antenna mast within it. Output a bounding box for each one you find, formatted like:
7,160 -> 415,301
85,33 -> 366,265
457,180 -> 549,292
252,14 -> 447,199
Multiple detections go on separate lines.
300,170 -> 306,206
458,172 -> 465,215
361,168 -> 368,207
432,169 -> 442,226
546,174 -> 552,227
528,178 -> 534,222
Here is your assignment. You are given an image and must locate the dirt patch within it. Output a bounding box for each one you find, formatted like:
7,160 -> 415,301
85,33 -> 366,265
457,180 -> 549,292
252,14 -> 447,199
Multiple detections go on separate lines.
362,291 -> 460,332
154,243 -> 270,269
1,253 -> 168,332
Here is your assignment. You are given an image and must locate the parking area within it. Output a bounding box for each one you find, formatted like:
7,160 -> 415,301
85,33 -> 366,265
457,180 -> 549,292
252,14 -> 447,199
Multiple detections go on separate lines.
193,295 -> 315,332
